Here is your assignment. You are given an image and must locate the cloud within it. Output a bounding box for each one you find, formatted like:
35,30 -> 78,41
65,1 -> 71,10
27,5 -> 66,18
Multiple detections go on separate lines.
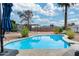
32,17 -> 64,26
32,15 -> 40,19
51,20 -> 64,26
43,3 -> 63,16
11,3 -> 57,24
68,18 -> 79,25
69,11 -> 75,15
10,3 -> 79,26
56,18 -> 79,26
71,3 -> 79,10
12,3 -> 57,16
55,18 -> 79,26
10,12 -> 21,23
43,3 -> 58,16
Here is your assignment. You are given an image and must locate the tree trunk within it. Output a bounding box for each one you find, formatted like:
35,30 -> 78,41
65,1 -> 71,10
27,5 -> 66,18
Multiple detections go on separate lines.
64,5 -> 68,30
0,36 -> 4,53
27,18 -> 30,30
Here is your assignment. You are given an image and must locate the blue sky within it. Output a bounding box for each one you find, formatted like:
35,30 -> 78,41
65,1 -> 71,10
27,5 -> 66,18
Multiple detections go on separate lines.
10,3 -> 79,26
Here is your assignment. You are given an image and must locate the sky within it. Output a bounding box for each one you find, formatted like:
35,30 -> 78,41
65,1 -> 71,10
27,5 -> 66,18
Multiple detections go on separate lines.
10,3 -> 79,26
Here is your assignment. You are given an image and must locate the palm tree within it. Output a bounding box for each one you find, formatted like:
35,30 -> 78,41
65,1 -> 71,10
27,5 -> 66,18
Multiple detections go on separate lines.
18,10 -> 33,30
57,3 -> 74,30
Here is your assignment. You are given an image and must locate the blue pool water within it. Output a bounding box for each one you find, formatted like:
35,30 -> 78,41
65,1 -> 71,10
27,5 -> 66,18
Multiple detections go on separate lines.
5,34 -> 69,50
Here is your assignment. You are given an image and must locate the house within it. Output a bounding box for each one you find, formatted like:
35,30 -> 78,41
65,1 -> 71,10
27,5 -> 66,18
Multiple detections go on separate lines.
16,23 -> 55,32
71,25 -> 79,33
16,23 -> 39,31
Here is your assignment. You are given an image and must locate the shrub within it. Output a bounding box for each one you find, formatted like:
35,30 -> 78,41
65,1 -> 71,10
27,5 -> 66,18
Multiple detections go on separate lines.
53,27 -> 63,34
11,20 -> 17,32
21,26 -> 29,37
66,27 -> 72,31
62,27 -> 72,34
66,29 -> 75,39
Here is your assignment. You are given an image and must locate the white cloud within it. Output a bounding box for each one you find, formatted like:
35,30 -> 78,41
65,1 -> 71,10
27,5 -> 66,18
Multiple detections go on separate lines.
12,3 -> 57,16
34,3 -> 56,16
54,18 -> 79,26
32,17 -> 64,26
35,18 -> 50,24
32,18 -> 54,26
71,3 -> 79,10
10,3 -> 79,26
43,3 -> 57,16
68,18 -> 79,25
69,11 -> 75,15
43,3 -> 63,16
32,18 -> 79,26
50,20 -> 63,26
11,3 -> 57,24
44,3 -> 62,11
12,3 -> 35,11
55,18 -> 79,26
10,12 -> 21,24
32,15 -> 40,19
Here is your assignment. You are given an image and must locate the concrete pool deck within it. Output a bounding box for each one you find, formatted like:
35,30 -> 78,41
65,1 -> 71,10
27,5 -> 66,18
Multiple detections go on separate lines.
17,49 -> 69,56
16,44 -> 79,56
3,32 -> 79,56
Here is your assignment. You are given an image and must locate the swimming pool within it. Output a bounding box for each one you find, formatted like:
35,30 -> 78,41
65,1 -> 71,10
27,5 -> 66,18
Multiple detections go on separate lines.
5,34 -> 70,50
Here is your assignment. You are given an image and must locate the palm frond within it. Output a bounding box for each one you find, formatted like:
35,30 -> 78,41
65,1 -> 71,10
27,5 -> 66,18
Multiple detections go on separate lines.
57,3 -> 75,7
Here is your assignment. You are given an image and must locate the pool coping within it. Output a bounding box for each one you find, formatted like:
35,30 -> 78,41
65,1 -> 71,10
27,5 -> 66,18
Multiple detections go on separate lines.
63,35 -> 79,44
4,34 -> 79,47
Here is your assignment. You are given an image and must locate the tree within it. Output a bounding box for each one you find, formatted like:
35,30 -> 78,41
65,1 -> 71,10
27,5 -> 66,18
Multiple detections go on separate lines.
57,3 -> 74,30
71,23 -> 75,26
11,20 -> 17,32
17,10 -> 33,30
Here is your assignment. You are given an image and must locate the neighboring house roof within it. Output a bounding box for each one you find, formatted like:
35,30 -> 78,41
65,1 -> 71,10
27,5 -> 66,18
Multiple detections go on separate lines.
71,25 -> 79,28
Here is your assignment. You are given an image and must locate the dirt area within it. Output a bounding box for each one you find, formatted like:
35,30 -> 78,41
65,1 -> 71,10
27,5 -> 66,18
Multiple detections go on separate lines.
74,33 -> 79,41
3,31 -> 79,42
3,31 -> 54,41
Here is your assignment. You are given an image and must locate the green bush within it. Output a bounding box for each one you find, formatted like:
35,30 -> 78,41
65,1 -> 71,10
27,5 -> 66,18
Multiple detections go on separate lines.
62,27 -> 72,34
11,20 -> 17,32
66,29 -> 75,39
21,26 -> 29,37
53,27 -> 63,34
66,27 -> 72,31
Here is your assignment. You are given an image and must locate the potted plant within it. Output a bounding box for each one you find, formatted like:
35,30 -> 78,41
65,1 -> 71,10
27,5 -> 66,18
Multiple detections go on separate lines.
21,26 -> 29,37
65,28 -> 75,39
53,27 -> 63,34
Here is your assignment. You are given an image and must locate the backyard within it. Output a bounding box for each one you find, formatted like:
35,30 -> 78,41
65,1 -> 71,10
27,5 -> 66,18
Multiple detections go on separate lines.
2,31 -> 79,56
0,3 -> 79,56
